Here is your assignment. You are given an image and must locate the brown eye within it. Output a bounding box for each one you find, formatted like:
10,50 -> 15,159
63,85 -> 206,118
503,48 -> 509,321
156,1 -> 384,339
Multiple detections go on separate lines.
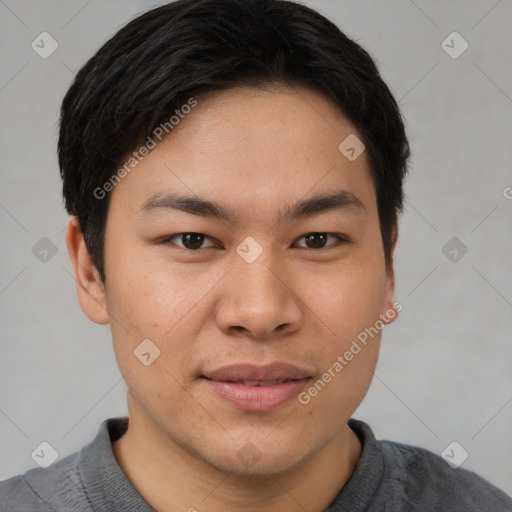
164,232 -> 217,250
295,233 -> 348,250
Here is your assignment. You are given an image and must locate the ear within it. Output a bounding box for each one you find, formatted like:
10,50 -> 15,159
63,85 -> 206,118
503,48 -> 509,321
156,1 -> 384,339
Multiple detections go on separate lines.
382,224 -> 399,325
65,216 -> 109,325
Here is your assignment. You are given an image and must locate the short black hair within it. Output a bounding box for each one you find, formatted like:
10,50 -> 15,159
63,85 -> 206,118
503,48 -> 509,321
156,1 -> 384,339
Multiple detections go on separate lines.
58,0 -> 409,282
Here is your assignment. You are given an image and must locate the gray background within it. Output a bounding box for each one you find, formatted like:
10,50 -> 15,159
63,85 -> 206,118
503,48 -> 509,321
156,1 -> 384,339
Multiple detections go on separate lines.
1,0 -> 511,497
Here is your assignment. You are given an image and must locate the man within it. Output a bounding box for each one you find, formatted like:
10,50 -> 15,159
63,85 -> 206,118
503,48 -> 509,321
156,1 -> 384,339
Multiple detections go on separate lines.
1,0 -> 511,510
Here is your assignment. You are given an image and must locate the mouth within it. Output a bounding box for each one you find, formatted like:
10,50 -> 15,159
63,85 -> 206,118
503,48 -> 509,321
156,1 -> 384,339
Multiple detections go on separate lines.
227,379 -> 299,386
201,363 -> 312,412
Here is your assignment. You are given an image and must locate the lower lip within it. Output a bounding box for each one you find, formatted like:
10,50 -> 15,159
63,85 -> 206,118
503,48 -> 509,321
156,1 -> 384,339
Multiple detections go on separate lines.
203,378 -> 310,412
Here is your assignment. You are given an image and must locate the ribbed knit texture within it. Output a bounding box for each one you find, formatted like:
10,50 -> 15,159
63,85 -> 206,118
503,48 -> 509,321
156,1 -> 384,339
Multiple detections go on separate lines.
1,417 -> 511,511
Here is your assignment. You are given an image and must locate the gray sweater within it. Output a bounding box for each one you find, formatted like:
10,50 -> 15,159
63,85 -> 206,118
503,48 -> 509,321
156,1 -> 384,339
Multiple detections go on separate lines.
1,417 -> 511,511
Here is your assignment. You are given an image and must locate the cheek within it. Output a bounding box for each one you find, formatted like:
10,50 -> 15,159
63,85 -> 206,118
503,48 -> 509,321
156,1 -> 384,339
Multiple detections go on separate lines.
306,261 -> 387,339
106,252 -> 205,332
104,256 -> 215,378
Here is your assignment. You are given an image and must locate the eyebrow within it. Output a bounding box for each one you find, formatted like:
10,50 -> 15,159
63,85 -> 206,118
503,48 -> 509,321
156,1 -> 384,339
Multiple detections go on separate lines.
140,190 -> 367,225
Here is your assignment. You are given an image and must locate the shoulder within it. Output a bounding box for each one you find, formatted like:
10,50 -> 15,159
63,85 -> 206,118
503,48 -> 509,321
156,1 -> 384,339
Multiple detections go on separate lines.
380,438 -> 512,510
0,473 -> 53,512
0,450 -> 91,512
0,417 -> 129,512
346,419 -> 512,511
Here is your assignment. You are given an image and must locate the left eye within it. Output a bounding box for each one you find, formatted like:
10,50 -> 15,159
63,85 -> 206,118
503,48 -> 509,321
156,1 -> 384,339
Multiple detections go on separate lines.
162,232 -> 348,251
294,233 -> 347,250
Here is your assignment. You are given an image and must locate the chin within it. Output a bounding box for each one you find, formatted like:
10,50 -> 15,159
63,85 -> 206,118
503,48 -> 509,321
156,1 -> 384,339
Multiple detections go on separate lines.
196,438 -> 311,479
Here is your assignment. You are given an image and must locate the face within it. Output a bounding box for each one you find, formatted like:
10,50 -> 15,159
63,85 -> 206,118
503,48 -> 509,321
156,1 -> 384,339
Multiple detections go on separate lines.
75,85 -> 397,476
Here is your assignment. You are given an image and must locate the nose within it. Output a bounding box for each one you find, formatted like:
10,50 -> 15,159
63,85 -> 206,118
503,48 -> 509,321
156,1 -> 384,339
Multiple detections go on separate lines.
214,246 -> 304,340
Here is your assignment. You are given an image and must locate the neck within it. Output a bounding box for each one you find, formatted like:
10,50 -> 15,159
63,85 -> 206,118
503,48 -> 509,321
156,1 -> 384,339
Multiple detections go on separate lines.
112,401 -> 361,512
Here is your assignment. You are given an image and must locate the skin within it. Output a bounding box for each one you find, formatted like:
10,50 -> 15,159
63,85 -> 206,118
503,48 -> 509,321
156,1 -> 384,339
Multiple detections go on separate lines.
66,84 -> 398,512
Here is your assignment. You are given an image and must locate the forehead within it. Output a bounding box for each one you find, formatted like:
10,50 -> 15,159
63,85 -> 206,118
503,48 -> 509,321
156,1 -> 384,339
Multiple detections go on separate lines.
108,84 -> 377,224
170,84 -> 361,156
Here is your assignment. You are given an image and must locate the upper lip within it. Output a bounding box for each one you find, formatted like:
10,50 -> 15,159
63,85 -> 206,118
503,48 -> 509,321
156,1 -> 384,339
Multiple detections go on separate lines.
202,363 -> 312,382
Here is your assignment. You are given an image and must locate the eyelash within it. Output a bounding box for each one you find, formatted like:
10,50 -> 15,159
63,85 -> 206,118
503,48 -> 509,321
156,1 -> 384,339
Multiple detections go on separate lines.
159,232 -> 351,252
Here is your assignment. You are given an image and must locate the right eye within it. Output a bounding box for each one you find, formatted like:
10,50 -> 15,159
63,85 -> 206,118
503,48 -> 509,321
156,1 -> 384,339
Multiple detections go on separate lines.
160,232 -> 219,251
